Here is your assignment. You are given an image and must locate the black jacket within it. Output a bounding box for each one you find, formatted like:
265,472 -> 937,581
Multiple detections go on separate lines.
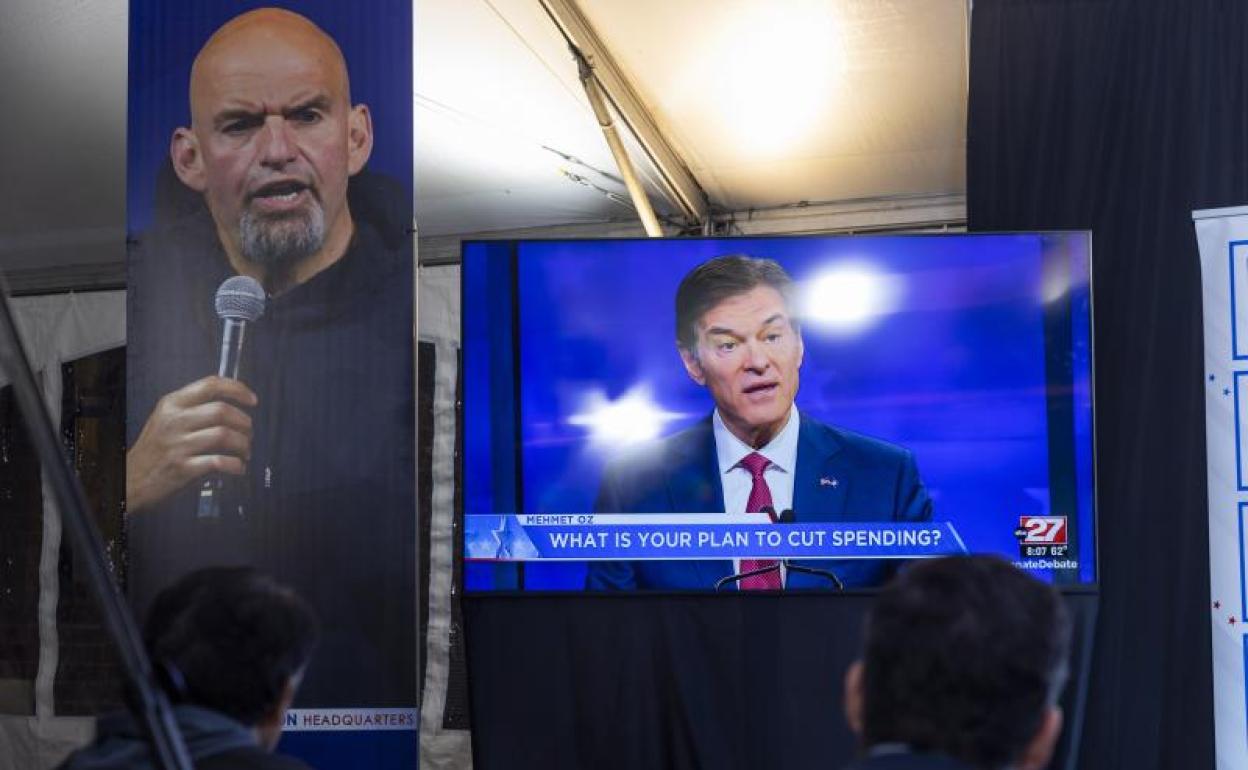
58,705 -> 311,770
126,175 -> 416,706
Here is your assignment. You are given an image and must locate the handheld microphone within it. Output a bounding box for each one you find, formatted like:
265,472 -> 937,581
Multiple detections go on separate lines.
196,276 -> 265,519
777,508 -> 845,591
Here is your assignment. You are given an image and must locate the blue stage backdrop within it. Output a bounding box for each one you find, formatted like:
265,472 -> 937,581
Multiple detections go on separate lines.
127,2 -> 416,767
463,234 -> 1095,591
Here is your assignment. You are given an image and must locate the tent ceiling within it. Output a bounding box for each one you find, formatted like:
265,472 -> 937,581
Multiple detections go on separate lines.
415,0 -> 968,236
580,0 -> 968,210
0,0 -> 127,275
415,0 -> 681,237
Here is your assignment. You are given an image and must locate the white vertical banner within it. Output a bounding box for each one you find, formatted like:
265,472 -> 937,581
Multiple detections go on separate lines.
1196,204 -> 1248,770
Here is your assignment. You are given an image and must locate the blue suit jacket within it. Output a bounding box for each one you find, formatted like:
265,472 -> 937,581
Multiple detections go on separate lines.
585,413 -> 932,591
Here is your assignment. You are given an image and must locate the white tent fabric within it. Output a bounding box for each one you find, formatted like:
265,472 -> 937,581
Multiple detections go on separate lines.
0,290 -> 125,770
417,264 -> 472,769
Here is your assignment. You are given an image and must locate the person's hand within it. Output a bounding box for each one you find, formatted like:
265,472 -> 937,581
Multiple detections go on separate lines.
126,376 -> 257,514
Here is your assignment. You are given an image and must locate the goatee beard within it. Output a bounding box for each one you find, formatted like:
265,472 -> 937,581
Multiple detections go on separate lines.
238,203 -> 326,270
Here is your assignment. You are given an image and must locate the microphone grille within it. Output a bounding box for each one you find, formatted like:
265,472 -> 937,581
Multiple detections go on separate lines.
215,276 -> 266,322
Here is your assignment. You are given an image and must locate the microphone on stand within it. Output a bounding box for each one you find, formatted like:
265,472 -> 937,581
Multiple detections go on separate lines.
713,562 -> 782,592
777,508 -> 845,591
713,505 -> 783,592
196,276 -> 265,519
710,507 -> 848,591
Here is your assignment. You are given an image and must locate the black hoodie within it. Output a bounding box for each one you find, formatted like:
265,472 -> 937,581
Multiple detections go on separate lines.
125,173 -> 416,707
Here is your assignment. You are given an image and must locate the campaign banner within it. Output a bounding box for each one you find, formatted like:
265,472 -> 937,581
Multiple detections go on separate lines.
1194,204 -> 1248,770
126,2 -> 416,766
465,514 -> 967,561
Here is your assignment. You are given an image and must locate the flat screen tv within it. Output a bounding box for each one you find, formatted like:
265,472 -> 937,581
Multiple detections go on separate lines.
460,234 -> 1095,593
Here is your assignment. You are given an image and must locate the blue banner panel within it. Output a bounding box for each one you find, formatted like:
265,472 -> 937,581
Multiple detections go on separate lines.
126,2 -> 416,766
279,711 -> 417,770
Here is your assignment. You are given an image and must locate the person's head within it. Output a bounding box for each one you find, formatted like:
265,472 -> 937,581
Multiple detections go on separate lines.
843,555 -> 1070,770
144,566 -> 318,751
170,8 -> 373,289
675,255 -> 804,448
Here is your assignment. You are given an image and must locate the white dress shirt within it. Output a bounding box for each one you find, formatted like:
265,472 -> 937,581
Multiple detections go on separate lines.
713,406 -> 800,585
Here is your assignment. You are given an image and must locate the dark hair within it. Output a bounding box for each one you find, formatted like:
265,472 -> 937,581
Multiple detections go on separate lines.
860,555 -> 1070,769
674,254 -> 797,350
143,567 -> 318,725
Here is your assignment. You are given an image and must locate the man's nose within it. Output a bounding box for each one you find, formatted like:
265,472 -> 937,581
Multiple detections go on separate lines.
259,116 -> 297,167
743,340 -> 770,371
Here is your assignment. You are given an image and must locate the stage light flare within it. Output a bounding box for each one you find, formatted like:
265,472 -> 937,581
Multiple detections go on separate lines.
568,386 -> 684,446
801,263 -> 902,333
1041,271 -> 1070,304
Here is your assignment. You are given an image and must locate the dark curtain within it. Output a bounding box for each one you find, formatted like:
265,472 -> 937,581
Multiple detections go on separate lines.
466,593 -> 1098,769
967,1 -> 1248,766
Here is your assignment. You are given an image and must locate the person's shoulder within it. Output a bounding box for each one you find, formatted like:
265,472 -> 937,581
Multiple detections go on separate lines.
129,207 -> 228,302
197,747 -> 316,770
348,171 -> 411,251
134,204 -> 220,259
800,413 -> 914,464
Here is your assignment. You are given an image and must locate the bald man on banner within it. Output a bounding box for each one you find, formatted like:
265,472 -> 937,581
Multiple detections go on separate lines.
126,8 -> 415,706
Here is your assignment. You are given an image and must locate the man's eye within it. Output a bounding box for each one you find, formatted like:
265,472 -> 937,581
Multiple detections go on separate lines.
765,332 -> 783,343
223,118 -> 260,135
717,341 -> 737,353
291,109 -> 322,124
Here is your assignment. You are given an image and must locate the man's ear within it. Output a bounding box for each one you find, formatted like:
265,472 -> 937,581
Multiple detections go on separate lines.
346,104 -> 374,176
1016,706 -> 1063,770
170,127 -> 207,192
843,660 -> 865,737
678,344 -> 706,386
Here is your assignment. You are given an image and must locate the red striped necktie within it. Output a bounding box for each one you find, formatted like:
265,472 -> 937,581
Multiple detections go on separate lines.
738,452 -> 781,590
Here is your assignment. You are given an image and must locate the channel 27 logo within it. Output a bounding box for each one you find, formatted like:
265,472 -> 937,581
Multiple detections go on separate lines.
1013,516 -> 1068,558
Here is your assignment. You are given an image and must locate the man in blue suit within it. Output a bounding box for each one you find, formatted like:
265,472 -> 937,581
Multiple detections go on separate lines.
586,255 -> 932,591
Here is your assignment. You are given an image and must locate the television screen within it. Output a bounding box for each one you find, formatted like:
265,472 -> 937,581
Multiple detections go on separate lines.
461,234 -> 1094,593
